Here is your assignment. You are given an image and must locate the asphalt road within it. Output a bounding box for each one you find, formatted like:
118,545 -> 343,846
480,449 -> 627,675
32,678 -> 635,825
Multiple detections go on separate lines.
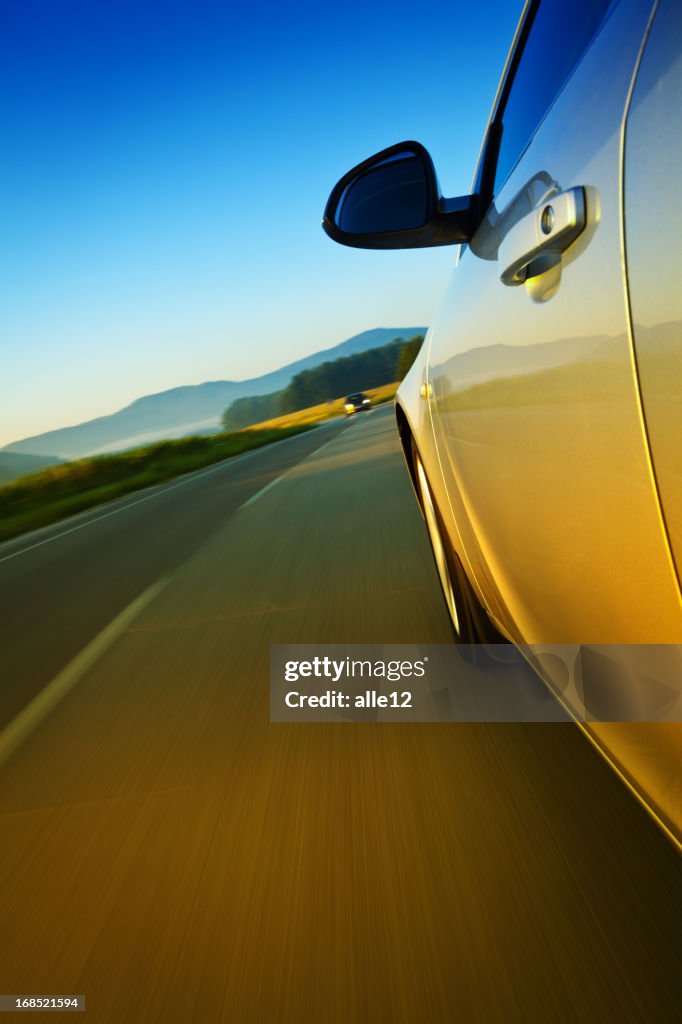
0,405 -> 680,1022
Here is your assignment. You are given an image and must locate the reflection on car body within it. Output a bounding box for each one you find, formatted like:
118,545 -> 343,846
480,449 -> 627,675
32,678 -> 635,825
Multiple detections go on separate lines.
323,0 -> 682,844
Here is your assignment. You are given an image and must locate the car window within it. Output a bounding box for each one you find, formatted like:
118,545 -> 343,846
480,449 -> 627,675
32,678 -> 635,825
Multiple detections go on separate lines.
493,0 -> 620,194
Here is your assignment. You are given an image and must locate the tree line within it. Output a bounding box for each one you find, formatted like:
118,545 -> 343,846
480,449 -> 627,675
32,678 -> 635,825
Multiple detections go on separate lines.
222,335 -> 424,431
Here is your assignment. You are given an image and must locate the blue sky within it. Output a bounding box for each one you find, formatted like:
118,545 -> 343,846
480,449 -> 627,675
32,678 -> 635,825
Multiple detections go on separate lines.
1,0 -> 522,446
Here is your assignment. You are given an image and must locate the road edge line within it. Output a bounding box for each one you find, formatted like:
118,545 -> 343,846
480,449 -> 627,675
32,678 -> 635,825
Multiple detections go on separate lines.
0,421 -> 350,565
0,577 -> 168,770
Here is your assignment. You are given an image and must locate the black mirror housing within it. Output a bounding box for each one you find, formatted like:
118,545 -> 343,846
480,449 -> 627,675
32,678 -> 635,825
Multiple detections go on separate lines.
322,141 -> 478,250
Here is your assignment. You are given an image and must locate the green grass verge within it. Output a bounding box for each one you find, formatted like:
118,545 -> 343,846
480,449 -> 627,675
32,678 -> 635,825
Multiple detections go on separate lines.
0,425 -> 314,544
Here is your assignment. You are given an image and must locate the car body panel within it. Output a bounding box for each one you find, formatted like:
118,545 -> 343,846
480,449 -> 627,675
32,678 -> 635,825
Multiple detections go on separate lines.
396,0 -> 682,840
625,0 -> 682,594
596,0 -> 682,843
425,0 -> 679,645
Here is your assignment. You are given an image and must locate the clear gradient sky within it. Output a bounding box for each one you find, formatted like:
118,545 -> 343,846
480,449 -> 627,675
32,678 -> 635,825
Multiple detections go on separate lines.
2,0 -> 523,447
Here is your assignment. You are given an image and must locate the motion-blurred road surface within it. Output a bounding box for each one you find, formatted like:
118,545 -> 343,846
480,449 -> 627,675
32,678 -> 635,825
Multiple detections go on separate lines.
0,406 -> 680,1022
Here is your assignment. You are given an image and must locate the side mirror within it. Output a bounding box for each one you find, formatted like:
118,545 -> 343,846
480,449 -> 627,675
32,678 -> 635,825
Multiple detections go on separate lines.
322,141 -> 478,250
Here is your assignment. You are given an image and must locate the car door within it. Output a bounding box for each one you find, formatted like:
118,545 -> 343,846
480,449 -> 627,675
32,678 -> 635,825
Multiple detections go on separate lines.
427,0 -> 682,646
624,0 -> 682,607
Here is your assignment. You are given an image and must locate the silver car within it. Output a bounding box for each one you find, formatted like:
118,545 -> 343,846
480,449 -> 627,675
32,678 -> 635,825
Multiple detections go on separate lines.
324,0 -> 682,844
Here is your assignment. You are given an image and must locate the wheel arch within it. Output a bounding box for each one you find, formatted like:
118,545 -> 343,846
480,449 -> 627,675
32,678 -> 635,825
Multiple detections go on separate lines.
395,400 -> 424,516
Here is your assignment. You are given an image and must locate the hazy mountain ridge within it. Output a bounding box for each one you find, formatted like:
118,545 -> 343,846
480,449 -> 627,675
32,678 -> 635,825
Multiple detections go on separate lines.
438,334 -> 617,389
4,327 -> 425,459
438,322 -> 682,390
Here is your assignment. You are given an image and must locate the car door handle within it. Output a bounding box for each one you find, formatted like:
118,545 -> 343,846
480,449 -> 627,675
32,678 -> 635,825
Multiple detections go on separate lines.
498,187 -> 586,286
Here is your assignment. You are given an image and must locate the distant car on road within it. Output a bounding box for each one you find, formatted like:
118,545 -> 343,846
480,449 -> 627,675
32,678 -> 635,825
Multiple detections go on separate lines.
323,0 -> 682,842
344,392 -> 371,415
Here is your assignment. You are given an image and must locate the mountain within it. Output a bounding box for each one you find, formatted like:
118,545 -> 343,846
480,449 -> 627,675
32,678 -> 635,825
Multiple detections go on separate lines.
0,452 -> 62,485
3,327 -> 425,460
430,334 -> 620,390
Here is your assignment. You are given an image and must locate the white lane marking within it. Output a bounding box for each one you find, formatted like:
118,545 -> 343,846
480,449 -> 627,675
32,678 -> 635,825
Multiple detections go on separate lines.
238,430 -> 349,511
0,448 -> 275,565
0,577 -> 168,770
240,473 -> 288,509
0,425 -> 344,566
